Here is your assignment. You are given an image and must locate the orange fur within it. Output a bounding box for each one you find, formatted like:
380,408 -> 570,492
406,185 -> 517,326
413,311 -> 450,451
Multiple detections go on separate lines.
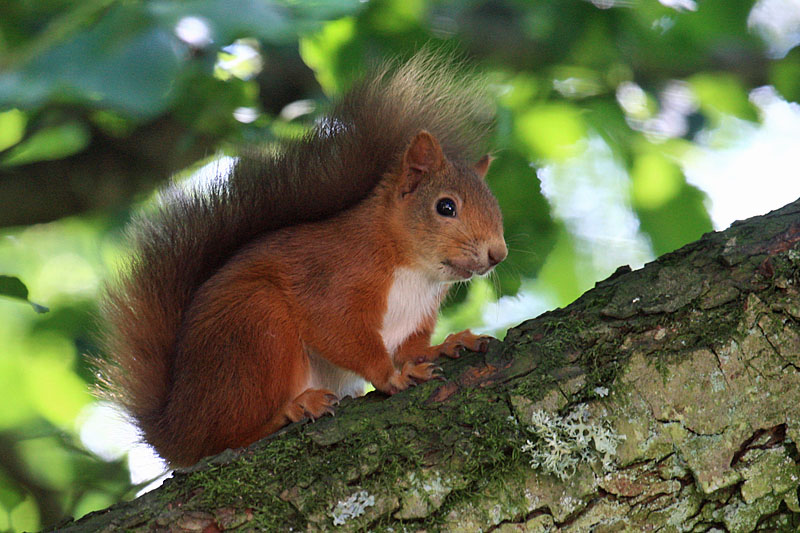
98,52 -> 506,466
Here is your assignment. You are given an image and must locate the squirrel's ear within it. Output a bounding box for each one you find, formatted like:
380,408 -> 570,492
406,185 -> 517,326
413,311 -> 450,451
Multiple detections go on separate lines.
474,154 -> 494,179
401,131 -> 445,196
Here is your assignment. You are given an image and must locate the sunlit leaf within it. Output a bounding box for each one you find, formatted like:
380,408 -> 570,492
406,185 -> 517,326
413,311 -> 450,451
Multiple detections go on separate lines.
0,352 -> 36,428
25,336 -> 92,427
71,491 -> 116,526
689,72 -> 758,122
516,103 -> 586,161
300,17 -> 358,94
496,73 -> 540,110
90,110 -> 136,138
7,495 -> 39,532
1,122 -> 90,167
631,152 -> 682,209
0,109 -> 26,152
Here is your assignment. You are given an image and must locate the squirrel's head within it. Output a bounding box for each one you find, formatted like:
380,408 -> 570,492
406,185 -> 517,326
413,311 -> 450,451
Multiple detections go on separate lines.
390,130 -> 507,283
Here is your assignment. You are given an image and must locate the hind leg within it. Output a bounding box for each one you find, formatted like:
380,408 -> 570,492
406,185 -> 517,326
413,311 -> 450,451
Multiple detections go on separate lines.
246,389 -> 339,441
281,388 -> 338,423
235,322 -> 339,440
180,283 -> 332,456
231,336 -> 329,444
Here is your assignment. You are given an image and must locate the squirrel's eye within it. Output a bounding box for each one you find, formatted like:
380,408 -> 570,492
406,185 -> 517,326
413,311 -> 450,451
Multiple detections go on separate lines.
436,198 -> 457,217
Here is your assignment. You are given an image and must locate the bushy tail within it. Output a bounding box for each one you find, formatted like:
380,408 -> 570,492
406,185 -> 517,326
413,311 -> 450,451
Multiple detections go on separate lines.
97,50 -> 493,446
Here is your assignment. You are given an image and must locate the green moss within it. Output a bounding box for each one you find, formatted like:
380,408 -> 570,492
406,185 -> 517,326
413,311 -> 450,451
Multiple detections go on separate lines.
400,389 -> 533,529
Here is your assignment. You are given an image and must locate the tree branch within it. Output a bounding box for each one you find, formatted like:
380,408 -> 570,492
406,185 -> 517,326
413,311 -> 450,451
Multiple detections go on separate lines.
55,197 -> 800,532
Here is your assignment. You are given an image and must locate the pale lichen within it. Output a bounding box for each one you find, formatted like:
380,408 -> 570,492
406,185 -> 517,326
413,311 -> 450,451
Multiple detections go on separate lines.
330,490 -> 374,526
593,386 -> 609,397
521,404 -> 625,480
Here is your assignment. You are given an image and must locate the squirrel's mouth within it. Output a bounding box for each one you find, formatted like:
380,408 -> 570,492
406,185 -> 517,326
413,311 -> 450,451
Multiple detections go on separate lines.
442,260 -> 474,280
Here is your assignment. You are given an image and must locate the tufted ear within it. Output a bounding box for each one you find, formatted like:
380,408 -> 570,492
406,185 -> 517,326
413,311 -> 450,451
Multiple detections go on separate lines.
400,130 -> 445,196
474,154 -> 494,179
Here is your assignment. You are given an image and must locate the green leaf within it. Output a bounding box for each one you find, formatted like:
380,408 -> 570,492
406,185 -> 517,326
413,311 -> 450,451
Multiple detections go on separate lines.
534,226 -> 584,306
150,0 -> 364,47
631,151 -> 683,210
770,49 -> 800,103
0,109 -> 27,152
0,471 -> 25,512
486,152 -> 557,296
1,122 -> 90,166
0,4 -> 183,118
0,276 -> 49,313
149,0 -> 294,45
635,182 -> 713,257
300,16 -> 359,94
516,103 -> 586,161
690,73 -> 758,122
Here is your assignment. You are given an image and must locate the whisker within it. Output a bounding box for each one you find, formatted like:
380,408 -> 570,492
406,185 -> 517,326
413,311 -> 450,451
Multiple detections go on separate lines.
505,233 -> 531,244
494,262 -> 523,288
506,247 -> 538,256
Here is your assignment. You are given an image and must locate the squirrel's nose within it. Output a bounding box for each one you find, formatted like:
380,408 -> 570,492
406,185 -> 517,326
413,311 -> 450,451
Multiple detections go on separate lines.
487,242 -> 508,267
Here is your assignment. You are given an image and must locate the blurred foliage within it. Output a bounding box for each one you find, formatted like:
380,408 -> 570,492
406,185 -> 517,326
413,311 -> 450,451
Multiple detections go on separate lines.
0,0 -> 796,530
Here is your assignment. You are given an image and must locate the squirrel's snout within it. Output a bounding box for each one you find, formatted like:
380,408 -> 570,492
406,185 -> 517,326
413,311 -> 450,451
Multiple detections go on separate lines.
469,240 -> 507,277
487,241 -> 508,268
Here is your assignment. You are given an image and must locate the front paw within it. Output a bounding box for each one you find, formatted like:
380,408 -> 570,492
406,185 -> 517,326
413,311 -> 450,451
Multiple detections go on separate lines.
381,362 -> 441,395
436,329 -> 492,358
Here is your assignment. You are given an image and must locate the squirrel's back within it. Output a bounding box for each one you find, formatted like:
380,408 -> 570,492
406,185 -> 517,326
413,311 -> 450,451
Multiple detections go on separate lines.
98,51 -> 493,453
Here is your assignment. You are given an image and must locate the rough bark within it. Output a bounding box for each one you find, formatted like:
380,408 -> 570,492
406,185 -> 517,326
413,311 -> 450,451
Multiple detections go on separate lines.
55,198 -> 800,532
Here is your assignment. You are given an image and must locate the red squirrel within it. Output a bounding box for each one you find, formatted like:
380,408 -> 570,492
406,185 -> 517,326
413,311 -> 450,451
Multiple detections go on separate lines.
99,52 -> 507,467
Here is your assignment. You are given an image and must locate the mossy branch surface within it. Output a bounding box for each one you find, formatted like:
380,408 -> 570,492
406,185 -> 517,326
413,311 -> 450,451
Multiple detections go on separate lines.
57,198 -> 800,532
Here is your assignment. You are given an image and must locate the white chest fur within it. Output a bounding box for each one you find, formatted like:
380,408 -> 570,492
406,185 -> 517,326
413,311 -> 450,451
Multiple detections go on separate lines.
380,267 -> 443,357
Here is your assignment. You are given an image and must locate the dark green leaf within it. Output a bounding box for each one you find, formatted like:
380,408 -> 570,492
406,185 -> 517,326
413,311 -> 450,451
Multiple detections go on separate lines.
0,5 -> 183,118
0,275 -> 49,313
